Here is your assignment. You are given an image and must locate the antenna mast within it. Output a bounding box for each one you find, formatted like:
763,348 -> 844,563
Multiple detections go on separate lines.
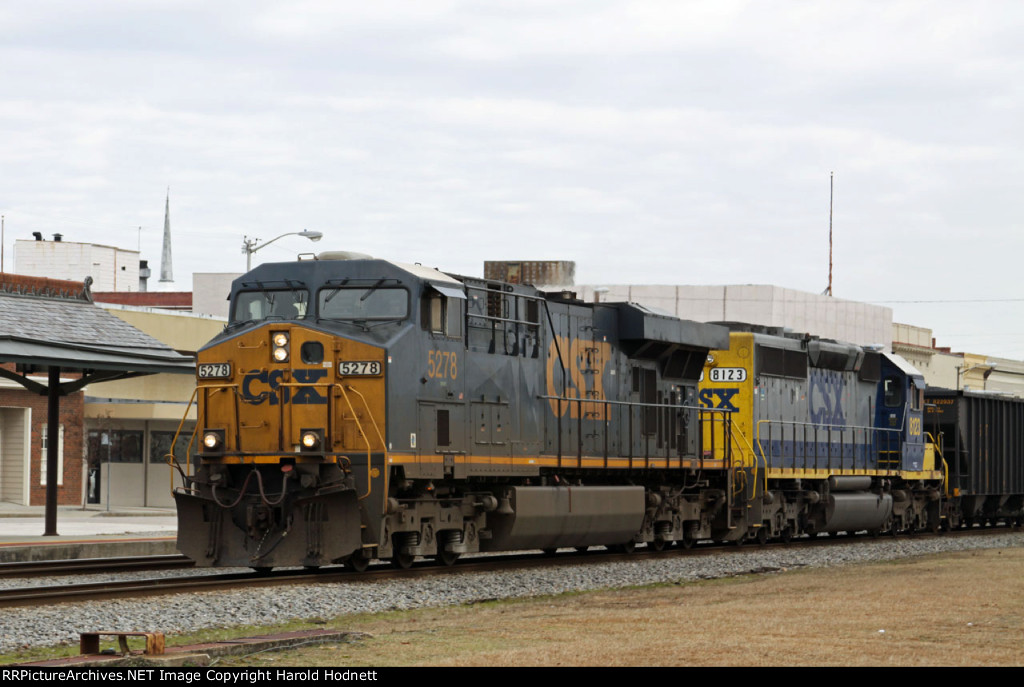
826,171 -> 833,296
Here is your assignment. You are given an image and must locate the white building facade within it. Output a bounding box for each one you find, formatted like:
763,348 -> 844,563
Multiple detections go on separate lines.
575,283 -> 893,349
14,237 -> 140,292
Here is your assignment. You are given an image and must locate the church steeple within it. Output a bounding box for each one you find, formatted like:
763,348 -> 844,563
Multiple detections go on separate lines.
159,188 -> 173,283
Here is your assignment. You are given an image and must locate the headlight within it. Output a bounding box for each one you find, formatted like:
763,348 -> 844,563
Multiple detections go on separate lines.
300,429 -> 323,451
272,331 -> 289,362
202,429 -> 224,452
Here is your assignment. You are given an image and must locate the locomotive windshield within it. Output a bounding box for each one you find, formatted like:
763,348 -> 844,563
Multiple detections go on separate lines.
231,288 -> 309,324
318,286 -> 408,322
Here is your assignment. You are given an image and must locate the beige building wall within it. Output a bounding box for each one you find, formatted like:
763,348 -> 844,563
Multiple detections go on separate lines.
984,356 -> 1024,396
929,351 -> 964,391
891,323 -> 1024,397
83,305 -> 217,508
99,304 -> 225,352
85,305 -> 223,422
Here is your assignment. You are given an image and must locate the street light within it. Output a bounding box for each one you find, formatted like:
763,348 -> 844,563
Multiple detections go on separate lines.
242,230 -> 323,270
956,361 -> 997,391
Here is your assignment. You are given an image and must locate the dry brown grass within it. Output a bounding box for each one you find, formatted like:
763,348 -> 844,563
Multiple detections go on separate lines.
221,547 -> 1024,667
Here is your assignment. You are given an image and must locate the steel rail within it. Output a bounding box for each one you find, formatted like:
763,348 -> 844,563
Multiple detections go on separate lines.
2,527 -> 1016,609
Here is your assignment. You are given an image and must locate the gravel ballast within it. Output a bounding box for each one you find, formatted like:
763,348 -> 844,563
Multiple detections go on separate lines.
2,532 -> 1022,655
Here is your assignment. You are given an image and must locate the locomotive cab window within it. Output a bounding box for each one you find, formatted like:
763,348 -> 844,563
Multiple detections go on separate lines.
232,288 -> 309,324
883,377 -> 903,407
318,286 -> 408,322
910,382 -> 923,411
421,283 -> 465,338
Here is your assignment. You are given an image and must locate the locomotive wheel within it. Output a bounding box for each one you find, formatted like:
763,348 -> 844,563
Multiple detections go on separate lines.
575,546 -> 590,553
680,532 -> 695,549
756,527 -> 769,546
611,540 -> 636,554
542,548 -> 559,556
345,552 -> 371,572
649,538 -> 667,552
250,566 -> 273,575
779,527 -> 792,544
392,552 -> 416,569
437,549 -> 461,567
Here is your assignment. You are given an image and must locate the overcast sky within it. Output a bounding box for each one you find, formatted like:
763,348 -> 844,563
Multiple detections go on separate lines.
2,1 -> 1022,356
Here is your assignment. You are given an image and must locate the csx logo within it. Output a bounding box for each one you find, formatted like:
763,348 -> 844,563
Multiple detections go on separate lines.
699,388 -> 740,412
544,336 -> 611,420
809,369 -> 846,426
241,369 -> 328,405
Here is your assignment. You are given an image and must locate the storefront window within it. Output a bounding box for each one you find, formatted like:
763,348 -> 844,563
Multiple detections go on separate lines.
150,430 -> 189,464
87,430 -> 144,464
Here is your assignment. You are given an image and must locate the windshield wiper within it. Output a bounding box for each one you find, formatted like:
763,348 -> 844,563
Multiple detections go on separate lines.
360,278 -> 387,302
225,318 -> 257,331
322,278 -> 351,304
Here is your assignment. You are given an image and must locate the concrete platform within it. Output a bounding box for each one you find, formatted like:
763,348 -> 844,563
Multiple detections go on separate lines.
0,502 -> 179,562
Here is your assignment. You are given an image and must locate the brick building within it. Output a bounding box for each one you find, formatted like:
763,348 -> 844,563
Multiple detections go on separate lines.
0,273 -> 192,509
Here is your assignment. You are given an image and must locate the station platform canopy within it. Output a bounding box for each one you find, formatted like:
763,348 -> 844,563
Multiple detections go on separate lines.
0,273 -> 195,535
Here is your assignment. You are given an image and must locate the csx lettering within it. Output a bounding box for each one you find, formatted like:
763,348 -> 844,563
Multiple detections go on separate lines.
699,388 -> 740,412
241,369 -> 327,405
427,350 -> 457,379
545,336 -> 611,420
809,370 -> 846,426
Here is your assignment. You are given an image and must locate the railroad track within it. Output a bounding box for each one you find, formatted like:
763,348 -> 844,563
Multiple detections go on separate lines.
2,526 -> 1016,609
0,554 -> 193,578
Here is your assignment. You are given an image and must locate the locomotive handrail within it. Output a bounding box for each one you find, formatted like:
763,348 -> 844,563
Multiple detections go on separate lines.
538,395 -> 713,413
464,283 -> 546,361
755,419 -> 906,472
924,431 -> 950,496
195,382 -> 244,453
335,383 -> 389,502
727,423 -> 766,499
539,394 -> 733,471
164,386 -> 201,492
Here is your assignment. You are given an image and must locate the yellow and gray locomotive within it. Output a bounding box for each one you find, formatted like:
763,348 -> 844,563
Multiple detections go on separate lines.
174,253 -> 1019,570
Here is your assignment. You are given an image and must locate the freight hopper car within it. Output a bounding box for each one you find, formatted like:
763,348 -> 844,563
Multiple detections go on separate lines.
699,324 -> 945,541
174,254 -> 738,570
925,389 -> 1024,528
